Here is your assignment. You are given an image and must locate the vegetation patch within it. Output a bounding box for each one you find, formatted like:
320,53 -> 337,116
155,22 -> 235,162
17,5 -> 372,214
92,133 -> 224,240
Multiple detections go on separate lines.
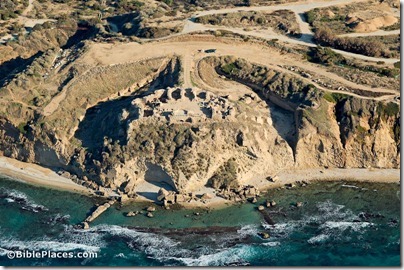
323,92 -> 349,103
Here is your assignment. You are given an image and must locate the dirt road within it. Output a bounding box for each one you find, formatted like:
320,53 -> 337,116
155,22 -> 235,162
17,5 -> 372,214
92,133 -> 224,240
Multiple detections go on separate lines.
81,39 -> 398,100
338,29 -> 400,37
179,0 -> 399,63
139,0 -> 398,63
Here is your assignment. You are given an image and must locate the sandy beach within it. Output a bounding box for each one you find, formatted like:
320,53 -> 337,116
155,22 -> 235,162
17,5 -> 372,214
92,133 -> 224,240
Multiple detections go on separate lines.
180,167 -> 400,209
0,156 -> 94,196
250,167 -> 400,192
0,156 -> 400,209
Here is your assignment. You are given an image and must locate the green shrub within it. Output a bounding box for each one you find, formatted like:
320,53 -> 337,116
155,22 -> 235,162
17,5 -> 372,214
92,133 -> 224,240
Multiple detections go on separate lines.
394,61 -> 400,69
221,62 -> 237,74
17,122 -> 27,134
323,92 -> 349,103
377,102 -> 400,119
305,10 -> 317,25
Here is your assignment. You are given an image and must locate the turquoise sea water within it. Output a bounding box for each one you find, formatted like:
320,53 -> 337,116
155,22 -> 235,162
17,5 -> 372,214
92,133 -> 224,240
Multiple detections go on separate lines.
0,176 -> 400,266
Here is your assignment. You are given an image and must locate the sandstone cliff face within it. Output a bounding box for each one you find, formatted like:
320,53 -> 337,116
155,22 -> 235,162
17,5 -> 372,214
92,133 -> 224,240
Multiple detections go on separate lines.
337,99 -> 400,168
215,56 -> 400,170
294,98 -> 400,169
68,87 -> 294,194
0,55 -> 400,196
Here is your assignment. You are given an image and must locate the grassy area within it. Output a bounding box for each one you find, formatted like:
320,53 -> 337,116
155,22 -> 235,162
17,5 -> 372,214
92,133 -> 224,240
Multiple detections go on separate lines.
195,10 -> 301,36
221,62 -> 238,74
17,122 -> 28,134
377,102 -> 400,119
307,46 -> 400,78
323,92 -> 349,103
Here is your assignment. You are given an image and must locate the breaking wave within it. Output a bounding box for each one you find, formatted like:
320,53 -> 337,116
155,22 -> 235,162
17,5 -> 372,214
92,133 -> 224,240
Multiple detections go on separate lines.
0,239 -> 100,253
0,188 -> 48,212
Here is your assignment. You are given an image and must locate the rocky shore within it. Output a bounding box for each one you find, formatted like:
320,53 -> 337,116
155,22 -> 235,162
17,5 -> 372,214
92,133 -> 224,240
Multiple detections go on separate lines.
0,155 -> 399,211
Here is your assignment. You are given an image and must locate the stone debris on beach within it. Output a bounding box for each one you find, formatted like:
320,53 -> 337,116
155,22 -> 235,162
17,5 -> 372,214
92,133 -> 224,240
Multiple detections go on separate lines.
296,202 -> 303,207
266,176 -> 279,182
157,188 -> 170,201
146,206 -> 156,212
201,193 -> 213,200
285,183 -> 296,189
217,185 -> 260,202
258,205 -> 265,211
156,188 -> 212,207
146,212 -> 154,218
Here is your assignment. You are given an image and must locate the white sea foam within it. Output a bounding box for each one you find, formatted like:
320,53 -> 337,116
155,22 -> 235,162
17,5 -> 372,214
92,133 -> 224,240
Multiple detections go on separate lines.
0,239 -> 100,253
319,221 -> 372,232
237,224 -> 259,238
262,221 -> 302,239
114,253 -> 127,258
75,224 -> 257,266
172,244 -> 253,266
0,247 -> 11,256
0,188 -> 48,212
84,224 -> 187,261
262,200 -> 364,243
261,241 -> 281,247
61,225 -> 106,249
307,234 -> 330,244
1,188 -> 28,201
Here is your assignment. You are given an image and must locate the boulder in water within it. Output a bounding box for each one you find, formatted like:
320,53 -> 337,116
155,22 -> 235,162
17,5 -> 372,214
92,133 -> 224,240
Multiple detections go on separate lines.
126,211 -> 137,217
82,222 -> 90,230
258,232 -> 270,239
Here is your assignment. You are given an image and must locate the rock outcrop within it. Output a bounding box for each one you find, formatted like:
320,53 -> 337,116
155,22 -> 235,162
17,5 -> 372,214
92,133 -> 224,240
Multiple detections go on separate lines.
0,56 -> 399,200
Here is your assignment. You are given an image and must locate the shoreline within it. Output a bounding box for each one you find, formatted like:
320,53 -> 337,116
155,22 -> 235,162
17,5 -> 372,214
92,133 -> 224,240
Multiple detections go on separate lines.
0,156 -> 95,196
0,156 -> 400,209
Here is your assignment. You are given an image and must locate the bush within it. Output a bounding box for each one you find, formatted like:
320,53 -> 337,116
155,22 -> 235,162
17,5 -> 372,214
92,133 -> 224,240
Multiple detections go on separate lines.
307,46 -> 345,66
377,102 -> 400,119
305,10 -> 317,25
314,27 -> 386,57
323,92 -> 349,103
17,122 -> 27,134
221,62 -> 237,74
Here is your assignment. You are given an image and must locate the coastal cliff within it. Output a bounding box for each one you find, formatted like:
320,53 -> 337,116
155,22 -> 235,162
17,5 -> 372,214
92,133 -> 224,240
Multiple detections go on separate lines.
0,53 -> 399,199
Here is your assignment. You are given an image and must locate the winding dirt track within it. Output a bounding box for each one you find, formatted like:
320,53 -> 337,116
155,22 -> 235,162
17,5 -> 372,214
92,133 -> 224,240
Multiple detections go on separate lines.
80,39 -> 398,101
152,0 -> 400,64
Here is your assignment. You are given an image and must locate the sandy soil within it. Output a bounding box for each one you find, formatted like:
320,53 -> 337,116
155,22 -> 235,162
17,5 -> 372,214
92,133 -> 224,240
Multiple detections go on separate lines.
81,39 -> 397,101
0,156 -> 94,196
